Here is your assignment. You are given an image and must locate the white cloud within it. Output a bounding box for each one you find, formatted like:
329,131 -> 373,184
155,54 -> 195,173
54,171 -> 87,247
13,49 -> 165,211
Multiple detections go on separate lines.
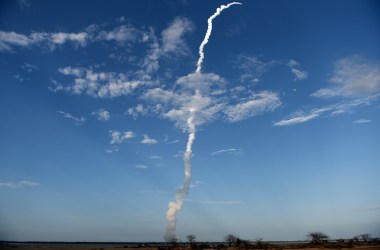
135,164 -> 149,169
56,67 -> 155,98
312,55 -> 380,98
92,108 -> 110,121
134,17 -> 193,81
57,111 -> 86,125
105,146 -> 119,154
0,31 -> 33,51
211,148 -> 244,156
0,22 -> 149,52
140,71 -> 281,131
236,55 -> 278,83
150,155 -> 162,159
329,94 -> 379,115
17,0 -> 31,9
0,30 -> 90,51
274,113 -> 319,127
22,63 -> 37,72
287,59 -> 300,68
141,134 -> 157,145
353,119 -> 371,124
51,32 -> 88,46
274,94 -> 380,126
97,25 -> 144,43
13,74 -> 24,82
137,28 -> 161,79
175,72 -> 226,95
142,88 -> 177,104
287,59 -> 308,81
58,66 -> 84,77
290,68 -> 308,81
161,17 -> 193,54
0,180 -> 38,188
110,130 -> 135,144
163,90 -> 224,130
167,140 -> 180,144
224,91 -> 281,122
273,107 -> 331,127
127,104 -> 149,119
276,57 -> 380,126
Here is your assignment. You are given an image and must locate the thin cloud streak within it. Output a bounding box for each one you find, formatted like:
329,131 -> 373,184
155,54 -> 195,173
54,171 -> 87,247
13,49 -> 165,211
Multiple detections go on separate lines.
353,119 -> 371,124
274,94 -> 380,126
211,148 -> 244,156
57,111 -> 86,125
0,180 -> 39,188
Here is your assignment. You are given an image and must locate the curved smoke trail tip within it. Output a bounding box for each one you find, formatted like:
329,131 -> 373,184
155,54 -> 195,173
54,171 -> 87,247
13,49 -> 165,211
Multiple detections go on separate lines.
196,2 -> 242,74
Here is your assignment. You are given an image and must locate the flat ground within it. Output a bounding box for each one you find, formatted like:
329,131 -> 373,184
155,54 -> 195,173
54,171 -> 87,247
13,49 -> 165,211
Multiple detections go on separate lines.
1,245 -> 380,250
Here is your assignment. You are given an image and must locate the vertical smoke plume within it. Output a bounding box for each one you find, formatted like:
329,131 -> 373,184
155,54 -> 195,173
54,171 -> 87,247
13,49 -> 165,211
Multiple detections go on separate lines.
165,112 -> 195,241
165,2 -> 242,241
196,2 -> 242,73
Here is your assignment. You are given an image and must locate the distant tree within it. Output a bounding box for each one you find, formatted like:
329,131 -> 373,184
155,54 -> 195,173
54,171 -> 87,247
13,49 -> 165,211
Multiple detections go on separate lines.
187,234 -> 196,243
255,238 -> 264,246
224,234 -> 237,246
187,234 -> 196,248
306,232 -> 329,244
359,234 -> 371,242
352,235 -> 360,242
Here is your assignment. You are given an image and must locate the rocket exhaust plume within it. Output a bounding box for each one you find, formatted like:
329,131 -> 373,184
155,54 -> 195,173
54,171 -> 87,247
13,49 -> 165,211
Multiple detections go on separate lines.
165,112 -> 195,242
196,2 -> 242,74
165,2 -> 242,242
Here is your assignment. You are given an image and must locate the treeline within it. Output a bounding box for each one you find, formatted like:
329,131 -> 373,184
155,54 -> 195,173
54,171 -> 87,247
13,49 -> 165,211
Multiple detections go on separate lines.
164,232 -> 379,249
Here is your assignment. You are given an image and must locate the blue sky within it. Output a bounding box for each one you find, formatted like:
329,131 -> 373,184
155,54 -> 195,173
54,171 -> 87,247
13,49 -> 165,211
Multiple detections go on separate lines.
1,0 -> 380,242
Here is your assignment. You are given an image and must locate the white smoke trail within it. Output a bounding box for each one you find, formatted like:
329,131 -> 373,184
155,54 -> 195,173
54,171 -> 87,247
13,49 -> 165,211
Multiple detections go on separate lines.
165,2 -> 242,241
196,2 -> 242,73
165,112 -> 195,242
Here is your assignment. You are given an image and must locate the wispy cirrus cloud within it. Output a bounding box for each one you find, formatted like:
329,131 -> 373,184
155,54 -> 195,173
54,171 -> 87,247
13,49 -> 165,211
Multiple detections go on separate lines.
312,55 -> 380,98
276,55 -> 380,126
0,180 -> 38,189
211,148 -> 244,156
273,108 -> 330,127
236,55 -> 278,84
224,91 -> 281,122
96,24 -> 148,43
274,94 -> 379,126
161,17 -> 193,55
0,30 -> 89,52
57,111 -> 86,125
150,155 -> 162,159
0,20 -> 150,52
17,0 -> 31,9
287,59 -> 308,81
21,63 -> 37,72
135,164 -> 149,169
353,119 -> 371,124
